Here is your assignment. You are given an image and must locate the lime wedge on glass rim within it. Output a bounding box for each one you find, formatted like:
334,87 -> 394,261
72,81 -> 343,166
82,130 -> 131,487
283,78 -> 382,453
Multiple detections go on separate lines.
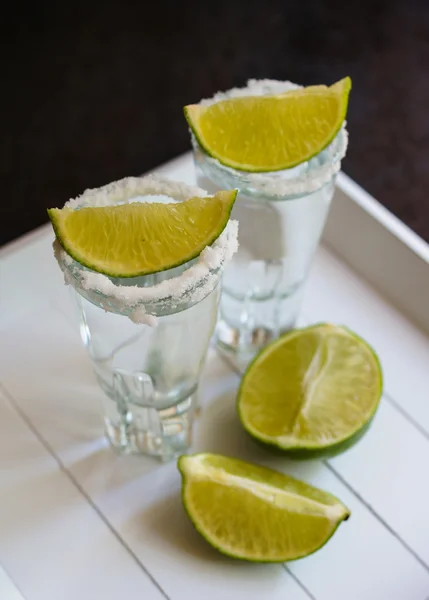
47,189 -> 237,278
184,77 -> 351,172
238,323 -> 383,458
178,453 -> 350,562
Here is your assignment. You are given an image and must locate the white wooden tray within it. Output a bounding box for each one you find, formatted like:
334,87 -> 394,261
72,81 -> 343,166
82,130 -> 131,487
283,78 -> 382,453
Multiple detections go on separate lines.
1,153 -> 428,600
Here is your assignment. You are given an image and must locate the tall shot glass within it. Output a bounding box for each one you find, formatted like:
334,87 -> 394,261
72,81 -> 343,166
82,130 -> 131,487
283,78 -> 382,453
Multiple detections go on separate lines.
190,79 -> 348,366
53,176 -> 238,461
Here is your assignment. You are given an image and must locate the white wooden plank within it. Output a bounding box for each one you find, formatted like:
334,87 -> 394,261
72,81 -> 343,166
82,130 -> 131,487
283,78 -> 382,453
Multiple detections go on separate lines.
151,152 -> 196,184
0,227 -> 61,327
0,308 -> 308,600
329,399 -> 429,566
0,566 -> 26,600
71,458 -> 306,600
302,246 -> 429,434
1,308 -> 428,599
0,388 -> 165,600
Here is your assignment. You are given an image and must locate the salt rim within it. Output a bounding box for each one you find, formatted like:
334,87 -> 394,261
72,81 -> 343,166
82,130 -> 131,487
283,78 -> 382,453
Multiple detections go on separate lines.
193,78 -> 349,197
64,174 -> 208,209
53,175 -> 239,326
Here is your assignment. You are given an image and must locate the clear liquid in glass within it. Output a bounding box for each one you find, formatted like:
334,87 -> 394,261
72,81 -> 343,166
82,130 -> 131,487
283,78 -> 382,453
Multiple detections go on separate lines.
74,284 -> 219,460
195,155 -> 335,367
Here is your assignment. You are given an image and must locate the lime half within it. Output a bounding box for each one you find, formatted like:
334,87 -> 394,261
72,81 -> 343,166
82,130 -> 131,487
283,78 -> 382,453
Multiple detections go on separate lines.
185,77 -> 351,172
238,324 -> 382,458
179,453 -> 350,562
48,189 -> 237,278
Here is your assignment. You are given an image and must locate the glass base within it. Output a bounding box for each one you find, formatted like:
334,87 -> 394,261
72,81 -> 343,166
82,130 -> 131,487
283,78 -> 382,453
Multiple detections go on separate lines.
103,390 -> 197,461
215,287 -> 303,371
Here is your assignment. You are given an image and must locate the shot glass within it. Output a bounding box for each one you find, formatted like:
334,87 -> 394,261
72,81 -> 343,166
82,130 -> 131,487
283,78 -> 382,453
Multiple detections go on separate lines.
53,176 -> 238,461
191,79 -> 348,365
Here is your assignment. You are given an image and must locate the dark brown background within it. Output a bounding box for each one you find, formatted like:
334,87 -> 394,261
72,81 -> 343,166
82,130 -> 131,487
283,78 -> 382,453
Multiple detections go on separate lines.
1,0 -> 428,246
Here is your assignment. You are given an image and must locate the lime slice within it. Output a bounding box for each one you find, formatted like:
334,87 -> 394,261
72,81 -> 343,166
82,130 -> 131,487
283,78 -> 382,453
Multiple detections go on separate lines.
185,77 -> 351,172
178,453 -> 350,561
238,324 -> 382,458
48,190 -> 237,278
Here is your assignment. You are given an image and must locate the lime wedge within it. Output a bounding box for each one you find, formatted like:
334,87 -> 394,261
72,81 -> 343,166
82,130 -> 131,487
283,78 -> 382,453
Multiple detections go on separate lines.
48,190 -> 237,278
178,453 -> 350,561
185,77 -> 351,172
238,324 -> 382,458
